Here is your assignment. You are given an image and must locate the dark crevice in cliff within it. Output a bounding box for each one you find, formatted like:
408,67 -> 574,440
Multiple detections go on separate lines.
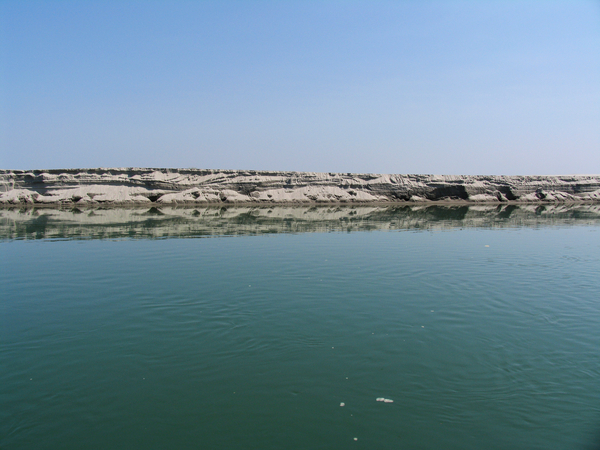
147,194 -> 163,202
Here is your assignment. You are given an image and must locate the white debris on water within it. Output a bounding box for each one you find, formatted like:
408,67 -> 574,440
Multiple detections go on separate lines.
376,397 -> 394,403
340,402 -> 345,407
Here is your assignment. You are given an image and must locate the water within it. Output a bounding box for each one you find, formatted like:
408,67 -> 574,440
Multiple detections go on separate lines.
2,205 -> 600,449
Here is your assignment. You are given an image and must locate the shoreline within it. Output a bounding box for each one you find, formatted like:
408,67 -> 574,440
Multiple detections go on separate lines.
2,168 -> 600,206
3,199 -> 600,210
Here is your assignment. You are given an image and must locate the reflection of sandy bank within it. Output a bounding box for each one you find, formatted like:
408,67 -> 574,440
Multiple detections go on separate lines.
1,204 -> 599,241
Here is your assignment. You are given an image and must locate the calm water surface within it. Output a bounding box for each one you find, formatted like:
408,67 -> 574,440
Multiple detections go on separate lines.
1,207 -> 600,449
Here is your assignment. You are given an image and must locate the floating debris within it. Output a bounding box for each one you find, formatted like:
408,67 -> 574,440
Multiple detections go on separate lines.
340,402 -> 345,407
376,397 -> 394,403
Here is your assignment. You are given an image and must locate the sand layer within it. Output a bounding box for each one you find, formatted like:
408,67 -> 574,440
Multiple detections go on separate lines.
1,168 -> 600,205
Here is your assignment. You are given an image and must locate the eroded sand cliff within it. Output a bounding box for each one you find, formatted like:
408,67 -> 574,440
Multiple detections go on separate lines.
1,168 -> 600,205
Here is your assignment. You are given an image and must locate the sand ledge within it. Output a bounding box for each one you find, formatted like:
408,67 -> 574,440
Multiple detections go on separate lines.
1,168 -> 600,205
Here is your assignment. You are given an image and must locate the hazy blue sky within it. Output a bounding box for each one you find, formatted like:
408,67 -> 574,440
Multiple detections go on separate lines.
1,1 -> 599,174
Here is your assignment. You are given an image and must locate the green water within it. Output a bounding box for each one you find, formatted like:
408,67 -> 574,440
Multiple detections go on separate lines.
1,206 -> 600,449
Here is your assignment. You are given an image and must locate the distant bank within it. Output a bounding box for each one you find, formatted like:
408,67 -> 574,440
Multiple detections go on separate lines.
1,168 -> 599,206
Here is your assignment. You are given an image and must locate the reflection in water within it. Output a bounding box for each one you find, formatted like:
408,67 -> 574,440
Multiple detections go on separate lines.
1,204 -> 600,240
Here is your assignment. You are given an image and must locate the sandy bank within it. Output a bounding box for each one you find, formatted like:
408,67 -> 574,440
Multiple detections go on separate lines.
1,168 -> 600,206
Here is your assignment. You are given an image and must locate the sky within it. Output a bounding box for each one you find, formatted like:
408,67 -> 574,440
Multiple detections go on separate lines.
1,1 -> 599,175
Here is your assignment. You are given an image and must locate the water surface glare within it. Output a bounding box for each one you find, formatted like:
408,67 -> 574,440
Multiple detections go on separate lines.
1,209 -> 600,449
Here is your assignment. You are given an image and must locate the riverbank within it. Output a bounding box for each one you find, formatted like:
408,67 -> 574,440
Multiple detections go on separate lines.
1,168 -> 600,205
